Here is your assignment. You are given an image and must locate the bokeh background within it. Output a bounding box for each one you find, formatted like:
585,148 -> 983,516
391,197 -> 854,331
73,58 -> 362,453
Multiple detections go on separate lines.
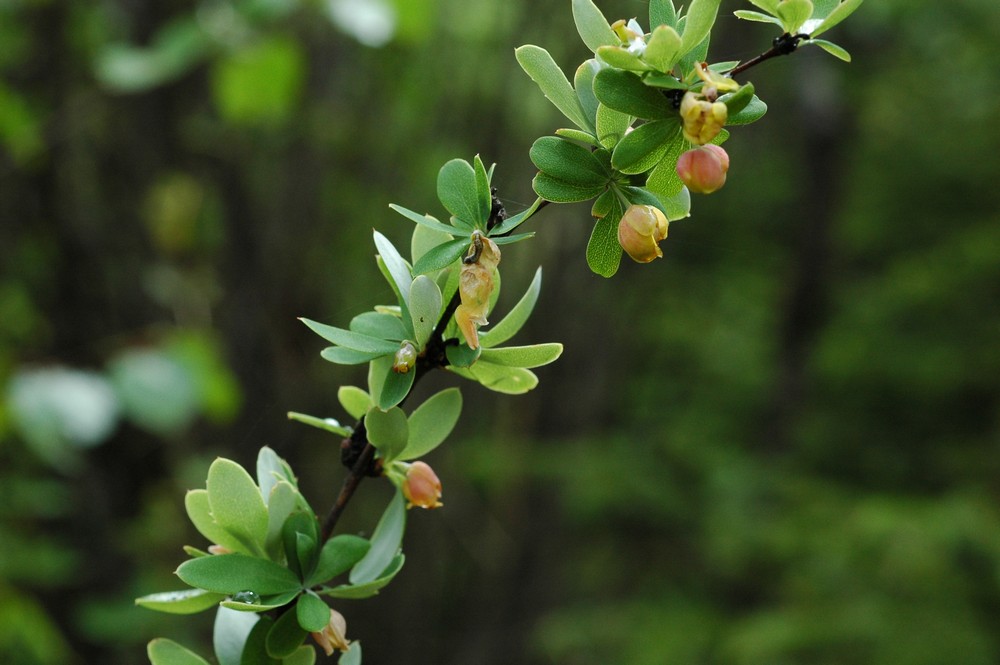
3,0 -> 1000,663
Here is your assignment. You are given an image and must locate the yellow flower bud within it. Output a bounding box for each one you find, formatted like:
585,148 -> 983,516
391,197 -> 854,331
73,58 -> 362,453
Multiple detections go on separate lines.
455,231 -> 501,350
680,91 -> 728,145
618,204 -> 668,263
402,461 -> 443,510
311,609 -> 350,656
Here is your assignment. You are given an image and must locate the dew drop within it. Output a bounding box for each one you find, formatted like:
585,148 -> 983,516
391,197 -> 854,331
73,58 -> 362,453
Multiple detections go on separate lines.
232,590 -> 261,605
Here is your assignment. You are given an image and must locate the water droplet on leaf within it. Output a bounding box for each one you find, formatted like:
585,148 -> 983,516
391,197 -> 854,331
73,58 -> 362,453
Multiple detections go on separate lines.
232,590 -> 261,605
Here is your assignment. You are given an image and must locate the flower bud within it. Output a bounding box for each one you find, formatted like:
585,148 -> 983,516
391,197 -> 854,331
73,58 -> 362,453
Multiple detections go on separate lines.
311,609 -> 350,656
679,91 -> 727,145
402,461 -> 443,509
618,204 -> 668,263
676,145 -> 729,194
392,341 -> 417,373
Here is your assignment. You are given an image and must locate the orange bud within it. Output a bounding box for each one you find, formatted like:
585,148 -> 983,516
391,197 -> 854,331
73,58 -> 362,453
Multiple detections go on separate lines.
402,461 -> 443,509
618,204 -> 668,263
311,609 -> 350,656
676,145 -> 729,194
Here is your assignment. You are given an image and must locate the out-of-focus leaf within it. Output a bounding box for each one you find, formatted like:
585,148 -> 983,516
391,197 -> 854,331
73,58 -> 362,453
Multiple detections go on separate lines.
147,638 -> 211,665
96,19 -> 210,93
211,37 -> 305,125
136,589 -> 225,615
108,348 -> 198,436
213,606 -> 259,665
338,387 -> 371,421
349,492 -> 405,585
515,45 -> 590,131
399,388 -> 463,461
339,642 -> 362,665
295,592 -> 330,633
240,615 -> 278,665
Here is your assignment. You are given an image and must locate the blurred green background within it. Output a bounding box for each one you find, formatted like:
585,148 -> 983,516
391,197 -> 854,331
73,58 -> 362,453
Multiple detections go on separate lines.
2,0 -> 1000,663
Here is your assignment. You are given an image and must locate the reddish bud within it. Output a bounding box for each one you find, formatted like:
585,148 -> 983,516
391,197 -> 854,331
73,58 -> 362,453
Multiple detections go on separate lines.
676,145 -> 730,194
402,461 -> 443,509
311,609 -> 350,656
618,204 -> 669,263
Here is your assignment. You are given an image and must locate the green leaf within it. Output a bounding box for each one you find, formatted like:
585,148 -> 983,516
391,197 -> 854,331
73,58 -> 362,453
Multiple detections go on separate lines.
458,362 -> 540,394
210,37 -> 304,126
307,535 -> 371,587
643,25 -> 683,72
186,489 -> 248,555
595,46 -> 652,72
410,220 -> 455,268
491,232 -> 535,246
280,512 -> 315,580
300,319 -> 398,355
445,343 -> 481,368
207,458 -> 269,557
137,589 -> 226,615
412,237 -> 468,275
592,189 -> 616,218
480,268 -> 542,348
219,590 -> 299,613
318,347 -> 382,365
595,104 -> 633,149
265,607 -> 307,659
585,196 -> 625,277
554,128 -> 600,146
147,638 -> 212,665
265,481 -> 299,559
339,642 -> 362,665
367,355 -> 391,409
282,646 -> 317,665
365,406 -> 409,462
748,0 -> 780,12
726,95 -> 768,125
409,275 -> 442,349
593,69 -> 672,120
530,136 -> 611,187
572,0 -> 619,52
473,155 -> 492,226
96,19 -> 210,93
242,615 -> 279,665
213,606 -> 259,665
296,592 -> 330,633
733,9 -> 784,26
806,38 -> 852,61
776,0 -> 814,33
295,531 -> 318,582
338,386 -> 371,421
389,203 -> 459,237
650,0 -> 678,29
285,412 -> 350,437
373,231 -> 413,306
611,119 -> 680,175
436,158 -> 482,228
375,363 -> 415,410
349,312 -> 407,342
176,554 -> 302,595
350,492 -> 405,585
679,0 -> 722,57
478,343 -> 563,369
646,137 -> 686,200
720,82 -> 756,116
398,388 -> 463,461
574,59 -> 602,131
532,173 -> 607,204
322,554 -> 405,599
515,45 -> 590,131
809,0 -> 863,37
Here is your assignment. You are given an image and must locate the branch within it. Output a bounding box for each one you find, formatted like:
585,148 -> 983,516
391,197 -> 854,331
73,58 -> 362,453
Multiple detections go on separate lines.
730,32 -> 809,78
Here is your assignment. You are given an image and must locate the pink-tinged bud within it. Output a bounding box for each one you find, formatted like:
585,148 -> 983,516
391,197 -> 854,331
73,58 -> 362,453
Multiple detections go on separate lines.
618,204 -> 669,263
392,341 -> 417,373
676,145 -> 730,194
311,609 -> 350,656
402,461 -> 443,510
207,545 -> 233,555
679,91 -> 728,145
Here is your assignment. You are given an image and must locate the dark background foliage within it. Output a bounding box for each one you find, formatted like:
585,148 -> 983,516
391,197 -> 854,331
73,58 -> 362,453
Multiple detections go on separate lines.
2,0 -> 1000,663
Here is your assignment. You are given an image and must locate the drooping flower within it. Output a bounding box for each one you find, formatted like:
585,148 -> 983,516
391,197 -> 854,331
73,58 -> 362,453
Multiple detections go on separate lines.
311,608 -> 350,656
401,461 -> 443,510
618,204 -> 669,263
455,231 -> 501,350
